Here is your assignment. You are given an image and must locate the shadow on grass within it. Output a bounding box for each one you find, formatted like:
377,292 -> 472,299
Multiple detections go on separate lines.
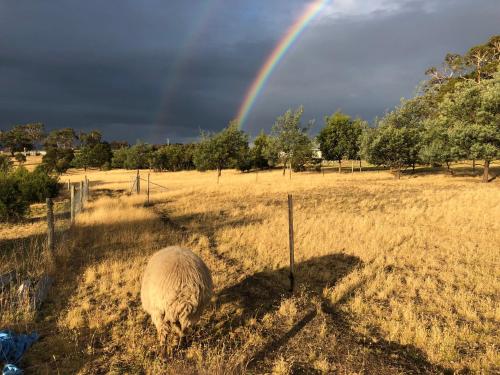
202,253 -> 453,374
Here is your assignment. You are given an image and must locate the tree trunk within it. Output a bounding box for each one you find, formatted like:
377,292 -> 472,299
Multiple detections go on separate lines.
445,162 -> 454,175
359,159 -> 362,172
283,166 -> 286,176
472,159 -> 476,172
217,167 -> 221,184
412,163 -> 415,173
482,160 -> 490,183
351,160 -> 354,173
395,167 -> 401,180
338,160 -> 342,173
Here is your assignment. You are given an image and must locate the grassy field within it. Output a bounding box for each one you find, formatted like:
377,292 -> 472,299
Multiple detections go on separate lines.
1,166 -> 499,374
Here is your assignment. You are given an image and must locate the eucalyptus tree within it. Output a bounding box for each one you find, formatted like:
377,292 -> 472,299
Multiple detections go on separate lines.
269,106 -> 313,173
317,111 -> 365,172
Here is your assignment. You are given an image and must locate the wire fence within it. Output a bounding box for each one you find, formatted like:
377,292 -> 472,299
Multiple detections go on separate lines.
128,171 -> 169,205
0,176 -> 92,317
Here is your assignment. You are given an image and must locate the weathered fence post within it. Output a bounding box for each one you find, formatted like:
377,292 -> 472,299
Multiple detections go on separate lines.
46,198 -> 55,255
136,170 -> 140,194
82,177 -> 87,203
70,185 -> 75,224
288,194 -> 295,293
67,180 -> 70,190
147,173 -> 150,205
79,181 -> 84,208
359,159 -> 362,172
85,177 -> 90,201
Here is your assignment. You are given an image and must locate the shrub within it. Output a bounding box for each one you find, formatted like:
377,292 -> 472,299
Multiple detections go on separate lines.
15,166 -> 59,202
0,154 -> 13,173
42,147 -> 74,173
0,173 -> 28,221
0,167 -> 59,221
14,152 -> 27,165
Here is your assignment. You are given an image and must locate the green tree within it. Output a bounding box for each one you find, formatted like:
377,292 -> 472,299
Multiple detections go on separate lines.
419,116 -> 455,170
0,173 -> 28,221
0,166 -> 59,221
42,147 -> 75,173
44,128 -> 77,149
193,120 -> 248,177
251,130 -> 270,169
123,142 -> 154,170
0,123 -> 44,155
73,131 -> 112,170
111,147 -> 128,169
362,97 -> 428,178
42,128 -> 77,173
440,70 -> 500,182
14,152 -> 26,165
0,154 -> 13,173
269,106 -> 313,173
152,144 -> 196,172
317,112 -> 364,172
110,141 -> 130,150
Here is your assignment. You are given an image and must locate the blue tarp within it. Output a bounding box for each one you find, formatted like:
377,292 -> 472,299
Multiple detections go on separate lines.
0,330 -> 39,375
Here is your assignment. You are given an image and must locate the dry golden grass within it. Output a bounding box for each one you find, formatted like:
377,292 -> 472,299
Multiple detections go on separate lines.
2,166 -> 499,373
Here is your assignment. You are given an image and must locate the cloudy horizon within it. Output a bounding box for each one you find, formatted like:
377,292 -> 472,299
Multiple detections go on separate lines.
1,0 -> 498,144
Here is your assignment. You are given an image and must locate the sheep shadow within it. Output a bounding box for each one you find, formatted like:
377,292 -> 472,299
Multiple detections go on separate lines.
195,253 -> 452,374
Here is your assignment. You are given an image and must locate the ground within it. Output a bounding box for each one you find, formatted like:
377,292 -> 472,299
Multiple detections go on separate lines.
1,164 -> 499,374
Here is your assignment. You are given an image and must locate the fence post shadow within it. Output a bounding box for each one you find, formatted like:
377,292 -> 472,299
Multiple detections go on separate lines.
196,252 -> 452,374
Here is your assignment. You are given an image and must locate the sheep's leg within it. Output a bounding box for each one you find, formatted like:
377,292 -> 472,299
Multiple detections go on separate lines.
151,312 -> 170,349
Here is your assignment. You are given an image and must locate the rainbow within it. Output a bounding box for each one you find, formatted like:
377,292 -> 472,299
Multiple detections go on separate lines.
236,0 -> 330,129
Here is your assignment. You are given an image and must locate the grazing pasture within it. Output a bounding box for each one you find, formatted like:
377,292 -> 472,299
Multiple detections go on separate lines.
1,167 -> 499,374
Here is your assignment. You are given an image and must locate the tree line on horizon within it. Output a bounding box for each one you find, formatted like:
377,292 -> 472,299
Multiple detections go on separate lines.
1,34 -> 499,183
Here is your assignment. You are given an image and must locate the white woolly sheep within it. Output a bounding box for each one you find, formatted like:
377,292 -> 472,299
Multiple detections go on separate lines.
141,246 -> 213,350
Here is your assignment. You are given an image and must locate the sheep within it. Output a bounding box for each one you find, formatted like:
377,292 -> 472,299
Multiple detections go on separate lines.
140,246 -> 213,352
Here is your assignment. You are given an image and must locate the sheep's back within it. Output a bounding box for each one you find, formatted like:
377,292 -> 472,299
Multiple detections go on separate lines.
141,246 -> 213,322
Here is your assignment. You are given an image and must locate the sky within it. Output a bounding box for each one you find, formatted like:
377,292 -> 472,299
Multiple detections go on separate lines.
0,0 -> 498,144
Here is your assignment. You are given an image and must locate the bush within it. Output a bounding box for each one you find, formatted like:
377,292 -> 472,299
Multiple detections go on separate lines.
0,173 -> 28,221
42,147 -> 74,173
0,167 -> 59,221
15,166 -> 59,202
14,152 -> 26,164
111,147 -> 128,168
0,154 -> 13,173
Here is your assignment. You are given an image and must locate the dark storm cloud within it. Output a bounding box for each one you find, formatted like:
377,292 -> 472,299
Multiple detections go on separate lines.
0,0 -> 498,142
244,0 -> 500,135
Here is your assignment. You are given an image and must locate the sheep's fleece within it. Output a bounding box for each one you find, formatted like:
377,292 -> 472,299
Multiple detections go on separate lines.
141,246 -> 213,340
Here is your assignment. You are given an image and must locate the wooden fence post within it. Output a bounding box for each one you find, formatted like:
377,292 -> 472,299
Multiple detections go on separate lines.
46,198 -> 55,256
288,194 -> 295,293
79,181 -> 84,208
147,173 -> 150,205
67,180 -> 70,190
70,185 -> 75,224
85,177 -> 90,202
136,170 -> 140,194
